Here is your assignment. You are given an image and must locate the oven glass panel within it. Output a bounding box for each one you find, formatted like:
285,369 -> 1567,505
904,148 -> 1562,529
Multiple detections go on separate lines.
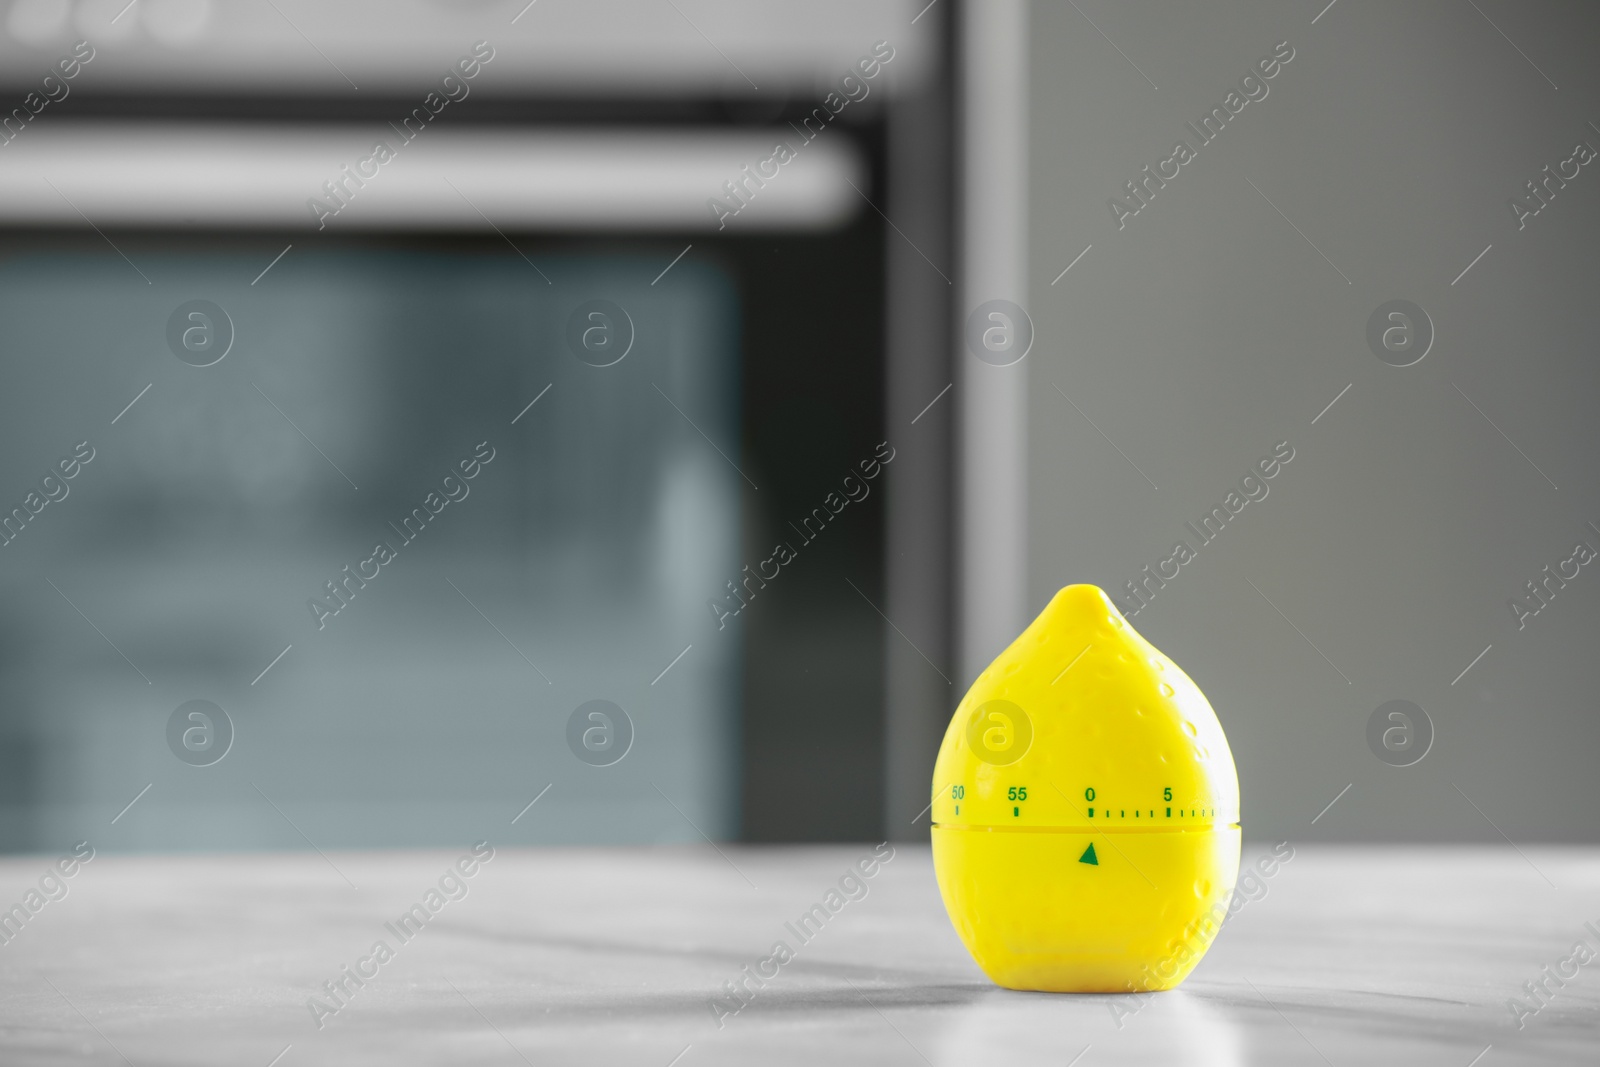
0,240 -> 741,851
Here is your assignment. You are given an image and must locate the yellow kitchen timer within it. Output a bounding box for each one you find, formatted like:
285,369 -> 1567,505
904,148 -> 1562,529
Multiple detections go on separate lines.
931,584 -> 1240,993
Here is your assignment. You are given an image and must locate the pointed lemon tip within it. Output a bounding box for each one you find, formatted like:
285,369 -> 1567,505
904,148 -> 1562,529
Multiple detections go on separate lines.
1043,584 -> 1127,628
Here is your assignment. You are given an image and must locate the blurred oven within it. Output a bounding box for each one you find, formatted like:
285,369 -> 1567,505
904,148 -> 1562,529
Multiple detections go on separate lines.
0,0 -> 951,849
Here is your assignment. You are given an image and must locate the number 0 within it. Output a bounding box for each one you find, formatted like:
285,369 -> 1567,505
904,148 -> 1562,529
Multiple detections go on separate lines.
1085,787 -> 1095,801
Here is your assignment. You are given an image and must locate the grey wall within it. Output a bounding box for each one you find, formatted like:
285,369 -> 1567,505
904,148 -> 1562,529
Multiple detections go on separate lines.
1023,0 -> 1600,842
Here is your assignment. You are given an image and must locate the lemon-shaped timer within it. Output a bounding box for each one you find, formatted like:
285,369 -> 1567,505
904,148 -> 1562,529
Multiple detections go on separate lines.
931,584 -> 1240,993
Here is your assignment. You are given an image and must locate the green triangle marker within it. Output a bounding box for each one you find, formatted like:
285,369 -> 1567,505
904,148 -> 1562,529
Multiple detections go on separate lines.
1079,843 -> 1098,866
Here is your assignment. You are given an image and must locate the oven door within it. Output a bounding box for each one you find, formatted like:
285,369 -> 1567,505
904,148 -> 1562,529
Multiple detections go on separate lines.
0,121 -> 883,851
0,0 -> 945,850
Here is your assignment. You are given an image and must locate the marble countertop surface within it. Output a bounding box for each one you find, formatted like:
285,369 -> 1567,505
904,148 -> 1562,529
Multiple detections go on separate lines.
0,842 -> 1595,1065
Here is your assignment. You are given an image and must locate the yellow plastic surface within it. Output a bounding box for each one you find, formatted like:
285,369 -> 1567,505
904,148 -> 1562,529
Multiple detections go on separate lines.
931,584 -> 1241,993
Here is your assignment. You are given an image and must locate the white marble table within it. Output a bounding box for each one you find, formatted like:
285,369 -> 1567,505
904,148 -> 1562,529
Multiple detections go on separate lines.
0,843 -> 1595,1065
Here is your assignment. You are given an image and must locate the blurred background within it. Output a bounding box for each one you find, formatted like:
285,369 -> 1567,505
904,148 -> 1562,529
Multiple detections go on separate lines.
0,0 -> 1592,853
